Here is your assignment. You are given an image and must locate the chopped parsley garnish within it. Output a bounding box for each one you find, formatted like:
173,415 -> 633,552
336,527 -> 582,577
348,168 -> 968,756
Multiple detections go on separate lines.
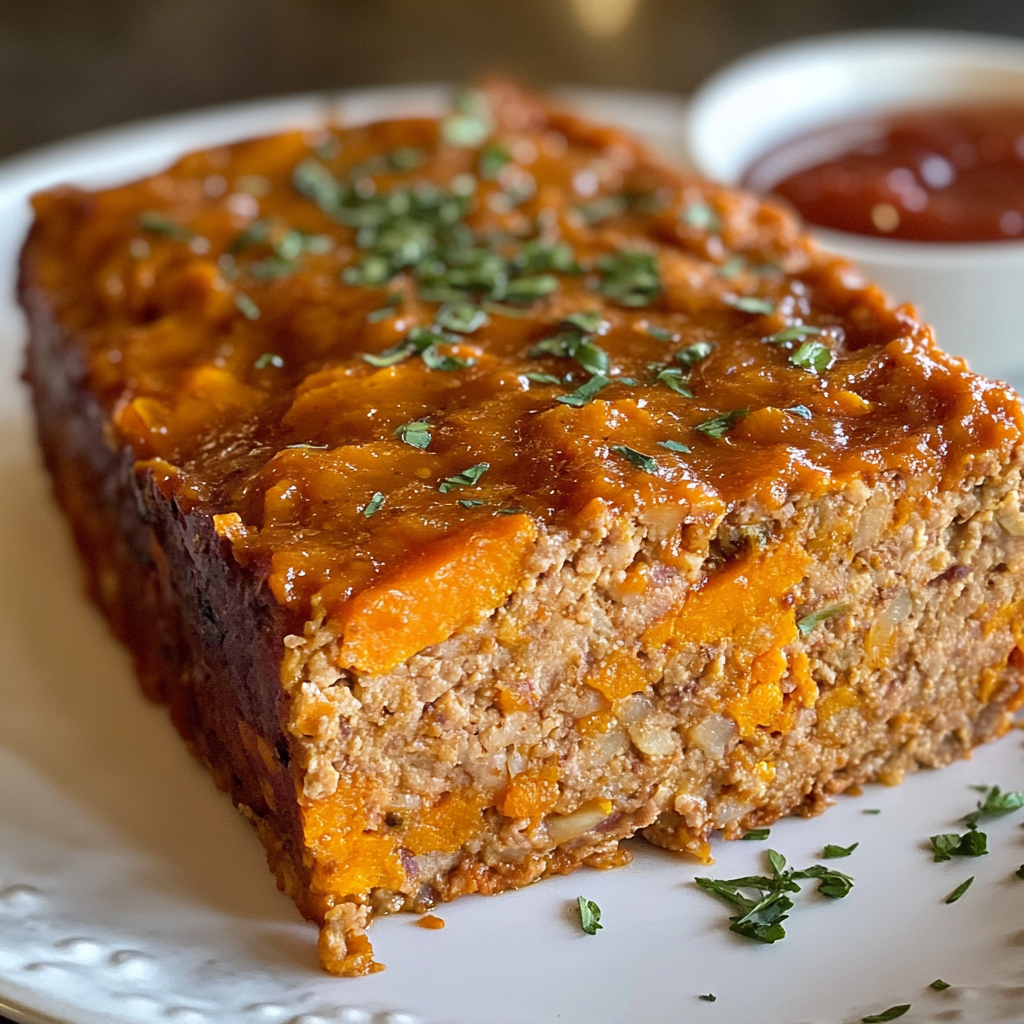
234,293 -> 261,321
439,462 -> 489,493
698,993 -> 717,1003
658,439 -> 691,453
504,274 -> 560,304
717,255 -> 746,279
366,305 -> 397,323
394,419 -> 431,450
556,375 -> 611,407
421,344 -> 475,371
786,404 -> 813,420
610,444 -> 658,474
862,1005 -> 910,1022
597,250 -> 661,307
228,218 -> 271,252
693,408 -> 748,439
138,211 -> 195,241
644,324 -> 680,342
441,89 -> 492,148
864,809 -> 882,815
1017,865 -> 1024,879
477,142 -> 511,179
363,491 -> 385,517
725,295 -> 775,315
796,604 -> 847,636
434,301 -> 489,334
253,352 -> 284,370
563,310 -> 608,334
766,325 -> 823,344
576,896 -> 603,935
525,372 -> 563,385
695,849 -> 853,944
963,785 -> 1024,827
655,366 -> 694,397
929,979 -> 951,991
741,828 -> 770,841
457,498 -> 487,508
532,318 -> 610,377
388,146 -> 423,171
515,238 -> 579,274
823,842 -> 858,859
790,339 -> 835,373
578,194 -> 628,224
931,829 -> 987,862
361,326 -> 472,371
676,341 -> 714,367
682,201 -> 722,234
945,877 -> 974,904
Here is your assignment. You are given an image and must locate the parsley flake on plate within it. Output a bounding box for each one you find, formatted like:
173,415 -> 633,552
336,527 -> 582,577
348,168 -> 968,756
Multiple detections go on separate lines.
862,1005 -> 910,1023
741,828 -> 770,841
698,993 -> 717,1003
362,491 -> 385,518
696,849 -> 855,944
930,827 -> 987,861
457,499 -> 487,509
610,444 -> 658,474
657,439 -> 691,453
945,877 -> 974,904
963,784 -> 1024,827
576,896 -> 603,935
823,842 -> 859,858
439,462 -> 489,493
796,604 -> 847,636
1016,865 -> 1024,880
929,979 -> 951,991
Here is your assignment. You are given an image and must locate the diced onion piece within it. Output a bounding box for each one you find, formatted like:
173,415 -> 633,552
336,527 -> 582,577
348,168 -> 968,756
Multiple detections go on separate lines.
546,800 -> 613,845
688,714 -> 734,759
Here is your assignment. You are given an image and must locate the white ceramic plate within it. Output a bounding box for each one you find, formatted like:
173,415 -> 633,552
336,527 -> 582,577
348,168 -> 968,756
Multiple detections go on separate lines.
3,87 -> 1024,1024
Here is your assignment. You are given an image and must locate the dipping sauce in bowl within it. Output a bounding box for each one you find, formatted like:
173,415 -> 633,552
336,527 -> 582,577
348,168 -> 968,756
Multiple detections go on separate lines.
743,105 -> 1024,242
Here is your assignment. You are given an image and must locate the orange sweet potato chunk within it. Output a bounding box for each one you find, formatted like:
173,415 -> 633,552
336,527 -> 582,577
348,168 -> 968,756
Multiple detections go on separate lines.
334,513 -> 537,675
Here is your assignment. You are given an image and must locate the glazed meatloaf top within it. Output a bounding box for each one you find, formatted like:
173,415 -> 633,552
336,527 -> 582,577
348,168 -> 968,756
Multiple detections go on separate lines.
21,82 -> 1023,671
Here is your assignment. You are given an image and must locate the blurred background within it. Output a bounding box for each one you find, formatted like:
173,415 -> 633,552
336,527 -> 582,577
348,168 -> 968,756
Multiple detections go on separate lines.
3,0 -> 1024,160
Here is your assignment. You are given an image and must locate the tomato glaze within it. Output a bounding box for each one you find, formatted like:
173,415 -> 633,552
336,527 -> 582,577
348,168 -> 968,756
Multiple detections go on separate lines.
744,105 -> 1024,243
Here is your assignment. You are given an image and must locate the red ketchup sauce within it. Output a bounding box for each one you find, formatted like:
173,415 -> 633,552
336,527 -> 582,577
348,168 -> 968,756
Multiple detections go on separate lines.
743,105 -> 1024,242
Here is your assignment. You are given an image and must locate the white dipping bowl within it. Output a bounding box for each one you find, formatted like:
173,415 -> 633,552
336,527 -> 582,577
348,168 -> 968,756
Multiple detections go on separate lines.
685,30 -> 1024,385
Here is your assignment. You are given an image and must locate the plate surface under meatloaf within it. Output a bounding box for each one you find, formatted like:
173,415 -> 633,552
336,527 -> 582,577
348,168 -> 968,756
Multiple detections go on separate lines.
19,82 -> 1024,975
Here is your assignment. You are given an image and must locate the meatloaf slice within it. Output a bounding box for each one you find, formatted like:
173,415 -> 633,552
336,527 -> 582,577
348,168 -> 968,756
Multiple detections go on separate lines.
20,82 -> 1024,975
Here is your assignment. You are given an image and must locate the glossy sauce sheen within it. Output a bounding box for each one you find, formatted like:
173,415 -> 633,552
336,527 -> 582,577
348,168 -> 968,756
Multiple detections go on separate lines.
24,85 -> 1023,625
746,105 -> 1024,242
